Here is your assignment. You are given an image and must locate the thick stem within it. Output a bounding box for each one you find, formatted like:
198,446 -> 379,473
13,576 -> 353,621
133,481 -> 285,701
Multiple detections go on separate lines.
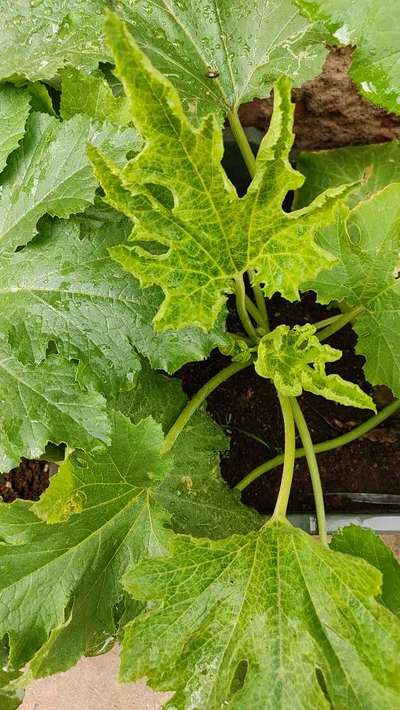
236,399 -> 400,491
272,393 -> 296,520
245,295 -> 266,328
290,398 -> 327,546
318,305 -> 364,341
234,275 -> 259,342
161,360 -> 251,455
313,313 -> 342,330
227,108 -> 256,178
250,274 -> 270,331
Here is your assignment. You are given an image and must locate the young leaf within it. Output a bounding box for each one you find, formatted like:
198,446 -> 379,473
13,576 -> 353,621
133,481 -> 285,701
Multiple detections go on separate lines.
60,67 -> 133,128
331,525 -> 400,617
255,323 -> 375,409
296,141 -> 400,209
91,14 -> 350,333
0,335 -> 109,471
0,111 -> 135,255
296,0 -> 400,115
307,183 -> 400,398
114,358 -> 262,539
0,209 -> 229,394
0,87 -> 30,173
0,0 -> 107,83
116,0 -> 329,122
0,412 -> 172,675
122,520 -> 400,709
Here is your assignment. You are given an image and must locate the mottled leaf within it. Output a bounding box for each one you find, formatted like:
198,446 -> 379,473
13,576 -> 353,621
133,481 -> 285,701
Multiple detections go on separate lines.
60,67 -> 133,128
306,183 -> 400,397
296,0 -> 400,114
331,525 -> 400,617
0,86 -> 30,173
91,14 -> 350,333
0,412 -> 171,675
255,323 -> 374,409
0,335 -> 109,471
122,520 -> 400,709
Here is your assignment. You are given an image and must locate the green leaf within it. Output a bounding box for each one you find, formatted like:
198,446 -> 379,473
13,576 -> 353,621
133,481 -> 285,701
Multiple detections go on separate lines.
255,323 -> 375,409
306,183 -> 400,398
60,67 -> 134,129
0,208 -> 229,394
296,0 -> 400,115
116,0 -> 329,122
0,0 -> 107,83
91,14 -> 350,333
0,111 -> 135,255
296,141 -> 400,209
0,86 -> 30,174
0,640 -> 23,710
331,525 -> 400,617
0,335 -> 109,471
0,412 -> 171,675
122,519 -> 400,709
114,358 -> 262,539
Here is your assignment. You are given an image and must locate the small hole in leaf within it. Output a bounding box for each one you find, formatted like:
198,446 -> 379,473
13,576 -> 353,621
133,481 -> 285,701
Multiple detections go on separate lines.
229,659 -> 248,697
315,667 -> 330,701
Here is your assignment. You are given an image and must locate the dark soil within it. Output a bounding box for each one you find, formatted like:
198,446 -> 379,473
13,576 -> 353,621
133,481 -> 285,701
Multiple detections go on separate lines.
239,47 -> 400,150
179,293 -> 400,515
0,459 -> 50,502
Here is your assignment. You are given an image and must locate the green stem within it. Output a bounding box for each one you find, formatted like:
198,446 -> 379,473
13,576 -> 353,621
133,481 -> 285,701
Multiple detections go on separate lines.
290,398 -> 327,546
161,360 -> 251,455
245,295 -> 266,328
236,399 -> 400,491
318,305 -> 364,341
250,275 -> 270,331
272,393 -> 296,520
313,313 -> 342,330
227,108 -> 256,178
234,275 -> 259,342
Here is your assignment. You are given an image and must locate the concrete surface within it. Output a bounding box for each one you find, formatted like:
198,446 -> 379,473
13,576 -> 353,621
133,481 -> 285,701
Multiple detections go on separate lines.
22,647 -> 171,710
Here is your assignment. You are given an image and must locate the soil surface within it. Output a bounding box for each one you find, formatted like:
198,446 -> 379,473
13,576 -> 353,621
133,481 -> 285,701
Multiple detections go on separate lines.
0,459 -> 50,502
239,47 -> 400,150
179,293 -> 400,515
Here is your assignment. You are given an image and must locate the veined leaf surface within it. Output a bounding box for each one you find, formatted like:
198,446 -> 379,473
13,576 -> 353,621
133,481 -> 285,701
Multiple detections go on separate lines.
0,86 -> 30,173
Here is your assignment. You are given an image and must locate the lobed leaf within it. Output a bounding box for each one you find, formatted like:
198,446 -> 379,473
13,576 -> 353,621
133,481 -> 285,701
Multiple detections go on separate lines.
255,323 -> 375,409
0,86 -> 31,174
306,183 -> 400,398
0,413 -> 171,674
0,335 -> 110,471
0,111 -> 135,255
91,13 -> 351,333
296,0 -> 400,115
122,520 -> 400,709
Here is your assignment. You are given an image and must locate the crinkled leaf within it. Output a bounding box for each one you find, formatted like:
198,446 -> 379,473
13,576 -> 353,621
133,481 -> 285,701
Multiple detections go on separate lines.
60,67 -> 133,129
122,519 -> 400,709
306,183 -> 400,397
114,358 -> 262,538
0,208 -> 229,393
0,336 -> 109,472
116,0 -> 329,122
0,0 -> 107,83
0,86 -> 30,173
0,412 -> 171,675
331,525 -> 400,617
296,141 -> 400,209
255,323 -> 374,409
296,0 -> 400,114
91,14 -> 350,333
0,111 -> 135,255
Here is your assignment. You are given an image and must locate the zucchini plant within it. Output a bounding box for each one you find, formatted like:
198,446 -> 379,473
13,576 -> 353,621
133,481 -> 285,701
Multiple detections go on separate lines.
1,3 -> 400,708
